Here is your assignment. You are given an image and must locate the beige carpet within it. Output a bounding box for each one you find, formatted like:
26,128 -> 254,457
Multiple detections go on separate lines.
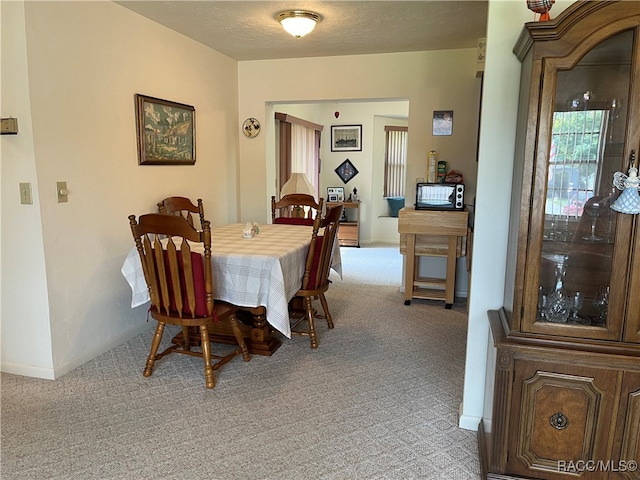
1,245 -> 480,479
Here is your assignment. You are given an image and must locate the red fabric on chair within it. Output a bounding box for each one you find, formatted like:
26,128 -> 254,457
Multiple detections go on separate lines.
163,250 -> 208,317
274,217 -> 315,226
306,236 -> 324,289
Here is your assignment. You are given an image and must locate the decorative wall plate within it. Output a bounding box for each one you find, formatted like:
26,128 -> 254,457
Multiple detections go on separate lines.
242,117 -> 261,138
335,159 -> 359,184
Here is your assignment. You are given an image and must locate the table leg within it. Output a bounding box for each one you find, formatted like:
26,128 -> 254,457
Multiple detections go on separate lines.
404,234 -> 416,305
445,235 -> 457,309
172,307 -> 282,356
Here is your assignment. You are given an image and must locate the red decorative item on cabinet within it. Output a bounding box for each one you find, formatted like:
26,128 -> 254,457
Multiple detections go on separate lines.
526,0 -> 554,21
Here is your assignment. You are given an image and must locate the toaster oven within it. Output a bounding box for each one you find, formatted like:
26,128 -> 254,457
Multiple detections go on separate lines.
415,183 -> 465,210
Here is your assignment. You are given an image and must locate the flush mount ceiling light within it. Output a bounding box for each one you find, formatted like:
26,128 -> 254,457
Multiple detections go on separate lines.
277,10 -> 321,38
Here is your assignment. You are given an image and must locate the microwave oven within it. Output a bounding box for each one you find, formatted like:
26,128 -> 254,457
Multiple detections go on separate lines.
415,183 -> 464,210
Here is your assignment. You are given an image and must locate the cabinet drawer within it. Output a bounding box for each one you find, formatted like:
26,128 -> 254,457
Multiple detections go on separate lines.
338,224 -> 358,241
507,360 -> 618,479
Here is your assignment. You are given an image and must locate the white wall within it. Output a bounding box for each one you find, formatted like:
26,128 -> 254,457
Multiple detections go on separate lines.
1,1 -> 240,378
1,1 -> 53,377
460,0 -> 575,431
238,50 -> 481,227
269,101 -> 409,245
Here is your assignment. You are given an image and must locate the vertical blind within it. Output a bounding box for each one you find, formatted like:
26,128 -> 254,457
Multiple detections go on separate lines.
384,126 -> 408,197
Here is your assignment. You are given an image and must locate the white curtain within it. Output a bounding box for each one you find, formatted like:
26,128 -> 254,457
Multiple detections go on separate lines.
291,123 -> 319,198
384,127 -> 407,197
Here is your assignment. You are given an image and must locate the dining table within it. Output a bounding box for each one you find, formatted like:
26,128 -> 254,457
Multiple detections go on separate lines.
121,222 -> 342,355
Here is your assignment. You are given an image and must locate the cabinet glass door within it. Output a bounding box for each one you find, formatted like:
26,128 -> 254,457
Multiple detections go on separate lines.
527,29 -> 638,340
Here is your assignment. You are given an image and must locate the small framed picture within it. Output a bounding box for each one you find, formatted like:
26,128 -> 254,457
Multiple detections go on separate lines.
327,187 -> 344,202
331,125 -> 362,152
335,159 -> 359,184
433,110 -> 453,136
135,94 -> 196,165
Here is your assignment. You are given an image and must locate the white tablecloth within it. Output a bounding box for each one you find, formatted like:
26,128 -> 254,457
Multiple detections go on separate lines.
121,223 -> 342,338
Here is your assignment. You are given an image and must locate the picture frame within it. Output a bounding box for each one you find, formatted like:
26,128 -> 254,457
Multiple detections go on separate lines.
135,94 -> 196,165
335,159 -> 359,184
432,110 -> 453,136
327,187 -> 345,202
331,125 -> 362,152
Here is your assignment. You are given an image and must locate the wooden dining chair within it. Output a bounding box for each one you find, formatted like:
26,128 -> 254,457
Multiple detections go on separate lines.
157,196 -> 206,230
271,194 -> 324,226
290,203 -> 343,348
128,213 -> 250,389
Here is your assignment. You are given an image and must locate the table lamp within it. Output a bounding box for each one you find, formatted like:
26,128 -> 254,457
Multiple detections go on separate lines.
280,172 -> 316,218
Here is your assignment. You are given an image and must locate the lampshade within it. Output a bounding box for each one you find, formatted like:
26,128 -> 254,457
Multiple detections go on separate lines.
280,172 -> 316,197
277,10 -> 321,38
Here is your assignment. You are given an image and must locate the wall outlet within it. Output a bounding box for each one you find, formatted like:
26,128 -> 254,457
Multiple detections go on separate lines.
19,182 -> 32,204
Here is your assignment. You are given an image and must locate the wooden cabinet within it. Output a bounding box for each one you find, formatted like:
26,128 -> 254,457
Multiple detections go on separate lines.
482,3 -> 640,479
327,201 -> 360,247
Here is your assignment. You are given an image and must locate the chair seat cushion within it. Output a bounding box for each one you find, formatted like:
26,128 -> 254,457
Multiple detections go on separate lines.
274,217 -> 314,226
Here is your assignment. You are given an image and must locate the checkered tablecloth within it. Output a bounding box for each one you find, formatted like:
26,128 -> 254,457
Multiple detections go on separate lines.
121,223 -> 342,338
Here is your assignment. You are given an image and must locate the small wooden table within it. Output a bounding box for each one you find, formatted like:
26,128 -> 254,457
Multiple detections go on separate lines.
326,201 -> 360,247
398,207 -> 468,308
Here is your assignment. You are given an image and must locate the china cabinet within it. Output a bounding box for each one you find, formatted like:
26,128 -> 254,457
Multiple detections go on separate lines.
482,2 -> 640,479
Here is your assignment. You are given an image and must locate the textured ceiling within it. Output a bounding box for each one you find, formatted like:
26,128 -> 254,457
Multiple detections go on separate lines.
116,1 -> 488,61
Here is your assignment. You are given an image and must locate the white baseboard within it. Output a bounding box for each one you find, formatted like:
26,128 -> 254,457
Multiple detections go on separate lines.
1,323 -> 152,380
52,323 -> 152,379
1,362 -> 56,380
459,413 -> 482,431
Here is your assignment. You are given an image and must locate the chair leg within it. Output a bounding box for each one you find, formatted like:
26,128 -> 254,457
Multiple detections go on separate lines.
304,296 -> 318,348
199,325 -> 215,389
144,322 -> 165,377
182,326 -> 191,351
319,293 -> 334,329
229,315 -> 251,362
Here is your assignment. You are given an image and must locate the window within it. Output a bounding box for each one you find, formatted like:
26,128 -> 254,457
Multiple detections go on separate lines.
383,126 -> 407,197
547,110 -> 607,217
275,113 -> 323,198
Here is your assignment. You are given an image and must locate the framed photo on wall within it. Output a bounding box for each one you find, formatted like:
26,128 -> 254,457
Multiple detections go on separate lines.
135,94 -> 196,165
331,125 -> 362,152
432,110 -> 453,136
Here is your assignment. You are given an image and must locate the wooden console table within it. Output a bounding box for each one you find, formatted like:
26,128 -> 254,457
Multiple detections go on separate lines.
398,207 -> 468,308
327,201 -> 360,247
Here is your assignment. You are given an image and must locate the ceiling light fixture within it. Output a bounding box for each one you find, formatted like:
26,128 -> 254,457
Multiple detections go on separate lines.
277,10 -> 321,39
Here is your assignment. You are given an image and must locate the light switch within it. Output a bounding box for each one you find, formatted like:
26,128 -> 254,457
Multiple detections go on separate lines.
1,118 -> 18,135
19,182 -> 32,204
56,181 -> 68,203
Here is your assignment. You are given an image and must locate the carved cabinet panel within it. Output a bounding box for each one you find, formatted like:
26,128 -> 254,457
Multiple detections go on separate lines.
507,361 -> 618,479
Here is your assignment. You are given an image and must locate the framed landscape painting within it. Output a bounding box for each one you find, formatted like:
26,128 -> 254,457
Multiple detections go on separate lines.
135,94 -> 195,165
331,125 -> 362,152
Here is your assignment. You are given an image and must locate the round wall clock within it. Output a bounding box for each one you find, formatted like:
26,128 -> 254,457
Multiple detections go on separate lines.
242,117 -> 261,138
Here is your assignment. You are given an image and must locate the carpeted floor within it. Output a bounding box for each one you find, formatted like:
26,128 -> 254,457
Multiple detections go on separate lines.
1,245 -> 480,479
